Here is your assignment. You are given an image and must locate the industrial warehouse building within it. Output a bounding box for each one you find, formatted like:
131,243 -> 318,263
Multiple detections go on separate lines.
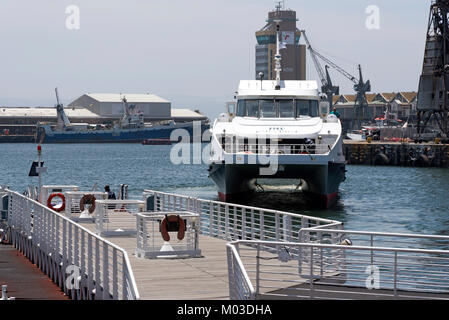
0,93 -> 208,139
0,93 -> 207,125
68,93 -> 172,119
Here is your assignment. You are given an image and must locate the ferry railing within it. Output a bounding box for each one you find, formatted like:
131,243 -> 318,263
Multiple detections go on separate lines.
227,243 -> 256,300
222,143 -> 330,155
144,189 -> 343,248
227,239 -> 449,300
1,189 -> 140,300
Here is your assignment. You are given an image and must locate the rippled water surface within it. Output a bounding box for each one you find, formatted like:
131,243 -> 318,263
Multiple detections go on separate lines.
1,143 -> 449,238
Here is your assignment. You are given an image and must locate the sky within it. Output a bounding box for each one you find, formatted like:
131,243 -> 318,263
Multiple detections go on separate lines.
0,0 -> 430,119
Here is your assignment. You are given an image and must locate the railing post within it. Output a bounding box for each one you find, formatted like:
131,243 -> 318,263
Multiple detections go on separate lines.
310,246 -> 314,299
320,246 -> 323,279
56,216 -> 60,264
275,213 -> 280,242
122,255 -> 128,300
7,192 -> 12,224
103,243 -> 109,300
226,245 -> 234,300
80,230 -> 85,291
256,244 -> 260,298
62,219 -> 67,269
242,208 -> 246,240
250,209 -> 255,240
232,206 -> 237,239
282,214 -> 291,242
394,251 -> 398,298
142,215 -> 148,252
298,230 -> 304,275
301,216 -> 308,230
74,226 -> 79,274
95,238 -> 100,299
209,201 -> 213,237
68,223 -> 73,266
87,234 -> 93,299
153,192 -> 157,212
112,249 -> 118,299
225,204 -> 229,240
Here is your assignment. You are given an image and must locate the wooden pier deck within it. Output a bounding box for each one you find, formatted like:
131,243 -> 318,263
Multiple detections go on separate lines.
0,244 -> 68,300
259,282 -> 449,300
80,222 -> 231,300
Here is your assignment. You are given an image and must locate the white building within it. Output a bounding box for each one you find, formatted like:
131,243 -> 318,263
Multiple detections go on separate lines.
68,93 -> 171,119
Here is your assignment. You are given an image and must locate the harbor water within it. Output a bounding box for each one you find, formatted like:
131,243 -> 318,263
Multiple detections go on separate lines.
1,143 -> 449,246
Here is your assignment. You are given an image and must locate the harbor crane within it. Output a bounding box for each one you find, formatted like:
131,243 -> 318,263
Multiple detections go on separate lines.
54,87 -> 71,130
301,30 -> 371,130
417,0 -> 449,139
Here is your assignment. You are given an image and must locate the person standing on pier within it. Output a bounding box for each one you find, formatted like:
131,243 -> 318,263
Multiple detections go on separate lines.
104,185 -> 116,200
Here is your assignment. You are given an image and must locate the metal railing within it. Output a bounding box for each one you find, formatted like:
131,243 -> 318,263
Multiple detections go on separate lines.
222,143 -> 330,155
144,189 -> 343,246
136,211 -> 201,259
299,228 -> 449,251
94,199 -> 145,237
227,237 -> 449,300
64,191 -> 108,222
2,189 -> 140,300
226,244 -> 256,300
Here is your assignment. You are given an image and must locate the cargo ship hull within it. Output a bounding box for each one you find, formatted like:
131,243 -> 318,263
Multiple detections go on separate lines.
37,122 -> 209,143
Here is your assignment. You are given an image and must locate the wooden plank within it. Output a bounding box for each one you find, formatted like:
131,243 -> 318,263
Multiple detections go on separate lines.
0,244 -> 68,300
79,221 -> 230,300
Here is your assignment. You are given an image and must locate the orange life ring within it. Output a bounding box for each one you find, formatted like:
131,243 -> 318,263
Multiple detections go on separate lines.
79,194 -> 96,214
47,193 -> 66,212
160,215 -> 185,242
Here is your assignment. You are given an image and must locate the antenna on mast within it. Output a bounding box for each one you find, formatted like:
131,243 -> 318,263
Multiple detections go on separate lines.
274,19 -> 282,90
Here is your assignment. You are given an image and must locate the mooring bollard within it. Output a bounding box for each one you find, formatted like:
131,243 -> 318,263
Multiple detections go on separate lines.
1,285 -> 15,300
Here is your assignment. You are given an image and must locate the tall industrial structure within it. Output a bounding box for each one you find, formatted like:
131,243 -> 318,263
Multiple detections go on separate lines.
255,2 -> 306,80
302,30 -> 371,131
417,0 -> 449,137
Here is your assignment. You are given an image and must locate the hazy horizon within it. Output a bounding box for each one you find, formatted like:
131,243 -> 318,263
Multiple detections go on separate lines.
0,0 -> 430,119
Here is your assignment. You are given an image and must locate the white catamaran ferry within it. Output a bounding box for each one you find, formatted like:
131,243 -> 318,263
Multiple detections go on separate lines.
208,24 -> 346,208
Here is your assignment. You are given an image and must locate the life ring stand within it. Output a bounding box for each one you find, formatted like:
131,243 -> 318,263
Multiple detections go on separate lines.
160,215 -> 186,242
47,193 -> 66,212
79,194 -> 97,214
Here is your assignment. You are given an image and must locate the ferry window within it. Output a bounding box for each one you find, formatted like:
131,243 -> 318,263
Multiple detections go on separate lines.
260,99 -> 276,118
310,100 -> 319,117
237,100 -> 246,117
279,100 -> 294,118
296,100 -> 319,117
236,100 -> 259,117
296,100 -> 310,117
246,100 -> 259,117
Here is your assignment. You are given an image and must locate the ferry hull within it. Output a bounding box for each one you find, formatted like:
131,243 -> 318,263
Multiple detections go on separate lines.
208,162 -> 346,208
